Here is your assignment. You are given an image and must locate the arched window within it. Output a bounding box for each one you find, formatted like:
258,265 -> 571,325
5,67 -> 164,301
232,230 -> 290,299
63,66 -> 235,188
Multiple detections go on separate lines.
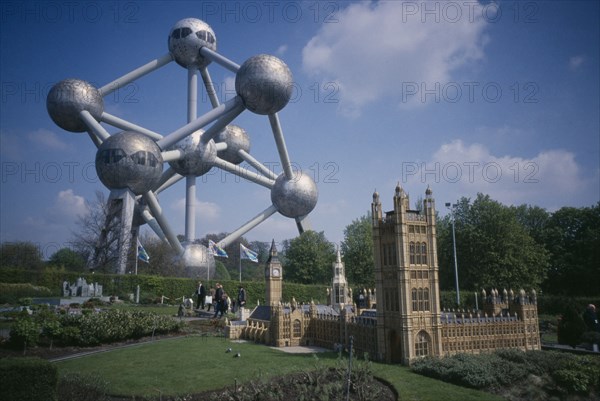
293,319 -> 302,338
415,331 -> 430,357
415,242 -> 422,264
418,288 -> 424,311
424,288 -> 430,311
421,242 -> 427,265
411,288 -> 418,312
409,242 -> 415,265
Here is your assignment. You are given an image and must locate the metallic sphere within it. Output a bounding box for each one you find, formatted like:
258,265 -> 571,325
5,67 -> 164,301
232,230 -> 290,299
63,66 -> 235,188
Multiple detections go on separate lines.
47,79 -> 104,132
235,54 -> 293,115
168,18 -> 217,69
168,130 -> 216,176
271,172 -> 318,218
177,243 -> 216,276
215,125 -> 250,165
95,131 -> 164,195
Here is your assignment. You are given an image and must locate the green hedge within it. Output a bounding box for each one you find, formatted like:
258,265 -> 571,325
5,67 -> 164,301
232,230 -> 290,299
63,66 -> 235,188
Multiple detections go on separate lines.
537,295 -> 600,315
0,283 -> 52,303
411,349 -> 600,396
0,357 -> 58,401
0,269 -> 329,306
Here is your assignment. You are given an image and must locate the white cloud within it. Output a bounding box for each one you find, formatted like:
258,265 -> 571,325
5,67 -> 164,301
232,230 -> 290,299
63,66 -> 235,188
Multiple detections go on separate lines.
569,55 -> 585,71
302,1 -> 488,116
52,189 -> 87,218
172,197 -> 221,222
27,129 -> 72,151
16,189 -> 87,256
276,44 -> 288,56
402,139 -> 597,209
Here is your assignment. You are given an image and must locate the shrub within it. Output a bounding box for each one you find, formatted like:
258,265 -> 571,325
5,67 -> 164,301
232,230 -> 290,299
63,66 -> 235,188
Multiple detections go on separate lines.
550,356 -> 600,394
411,350 -> 600,397
9,316 -> 40,351
0,357 -> 58,401
207,357 -> 387,401
55,309 -> 182,346
57,373 -> 110,401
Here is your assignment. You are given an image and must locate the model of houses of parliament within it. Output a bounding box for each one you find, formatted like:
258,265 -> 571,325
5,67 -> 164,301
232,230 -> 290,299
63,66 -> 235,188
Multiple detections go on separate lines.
227,185 -> 540,364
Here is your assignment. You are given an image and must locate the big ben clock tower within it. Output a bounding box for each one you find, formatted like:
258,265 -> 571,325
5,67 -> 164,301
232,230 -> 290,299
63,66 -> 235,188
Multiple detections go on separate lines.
265,240 -> 282,306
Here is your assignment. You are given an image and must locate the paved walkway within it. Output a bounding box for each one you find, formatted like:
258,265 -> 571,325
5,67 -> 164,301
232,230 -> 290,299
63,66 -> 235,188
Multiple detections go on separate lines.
270,345 -> 331,354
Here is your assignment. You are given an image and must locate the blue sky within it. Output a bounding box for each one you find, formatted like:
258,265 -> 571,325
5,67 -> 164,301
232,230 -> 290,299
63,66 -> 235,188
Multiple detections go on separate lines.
1,1 -> 598,258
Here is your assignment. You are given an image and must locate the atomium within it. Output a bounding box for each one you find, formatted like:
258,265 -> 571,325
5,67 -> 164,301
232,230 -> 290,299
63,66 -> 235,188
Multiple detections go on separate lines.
46,18 -> 317,276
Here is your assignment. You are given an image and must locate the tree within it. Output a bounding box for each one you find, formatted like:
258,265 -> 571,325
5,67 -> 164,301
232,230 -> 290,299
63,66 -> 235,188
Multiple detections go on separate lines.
511,204 -> 550,245
283,231 -> 336,285
0,241 -> 44,270
542,203 -> 600,296
48,248 -> 85,271
71,191 -> 122,273
135,233 -> 184,277
437,194 -> 549,291
341,213 -> 374,287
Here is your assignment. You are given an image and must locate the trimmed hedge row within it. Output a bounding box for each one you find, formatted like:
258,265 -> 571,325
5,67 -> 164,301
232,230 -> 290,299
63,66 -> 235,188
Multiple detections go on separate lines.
0,282 -> 52,303
0,269 -> 329,306
10,309 -> 183,348
411,348 -> 600,396
0,357 -> 58,401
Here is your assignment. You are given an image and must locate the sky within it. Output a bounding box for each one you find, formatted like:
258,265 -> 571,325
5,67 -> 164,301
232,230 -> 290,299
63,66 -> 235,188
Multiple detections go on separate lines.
1,0 -> 598,259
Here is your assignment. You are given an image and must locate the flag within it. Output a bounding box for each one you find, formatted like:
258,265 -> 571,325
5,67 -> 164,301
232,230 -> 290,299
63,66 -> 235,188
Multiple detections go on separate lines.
137,239 -> 150,263
209,239 -> 228,258
240,243 -> 258,263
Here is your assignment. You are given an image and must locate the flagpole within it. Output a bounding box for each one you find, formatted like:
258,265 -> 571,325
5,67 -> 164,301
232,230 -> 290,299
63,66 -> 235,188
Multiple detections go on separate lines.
135,239 -> 139,275
239,244 -> 242,283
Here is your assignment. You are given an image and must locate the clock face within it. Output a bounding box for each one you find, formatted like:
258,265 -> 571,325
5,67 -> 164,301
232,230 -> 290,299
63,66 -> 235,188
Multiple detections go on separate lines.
272,268 -> 280,277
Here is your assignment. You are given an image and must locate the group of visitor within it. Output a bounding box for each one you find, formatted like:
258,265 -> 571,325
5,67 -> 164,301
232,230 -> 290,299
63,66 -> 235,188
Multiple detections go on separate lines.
194,281 -> 246,319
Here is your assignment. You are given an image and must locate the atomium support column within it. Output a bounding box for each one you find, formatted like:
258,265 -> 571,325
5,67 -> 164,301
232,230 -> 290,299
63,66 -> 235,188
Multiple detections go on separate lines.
185,67 -> 198,243
97,188 -> 136,275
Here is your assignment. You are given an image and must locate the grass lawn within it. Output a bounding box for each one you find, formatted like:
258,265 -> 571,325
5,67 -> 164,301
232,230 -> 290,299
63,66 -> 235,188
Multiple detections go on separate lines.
54,336 -> 503,400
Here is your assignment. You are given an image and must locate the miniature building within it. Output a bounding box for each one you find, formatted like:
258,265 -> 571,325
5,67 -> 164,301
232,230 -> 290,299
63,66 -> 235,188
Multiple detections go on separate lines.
227,186 -> 540,364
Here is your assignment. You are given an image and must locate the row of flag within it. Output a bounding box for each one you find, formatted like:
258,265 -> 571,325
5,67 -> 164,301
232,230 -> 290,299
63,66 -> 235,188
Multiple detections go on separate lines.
209,240 -> 259,263
136,239 -> 259,264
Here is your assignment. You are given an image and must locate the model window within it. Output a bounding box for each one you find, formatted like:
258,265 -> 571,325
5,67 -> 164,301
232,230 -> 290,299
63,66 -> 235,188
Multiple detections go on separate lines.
293,320 -> 301,337
415,331 -> 430,356
101,148 -> 126,164
131,151 -> 146,166
180,27 -> 192,38
146,153 -> 158,168
412,288 -> 418,312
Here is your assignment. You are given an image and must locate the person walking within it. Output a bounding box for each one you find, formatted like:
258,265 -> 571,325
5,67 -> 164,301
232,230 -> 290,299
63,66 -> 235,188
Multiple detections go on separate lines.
583,304 -> 600,333
236,285 -> 246,312
213,283 -> 224,318
195,281 -> 206,310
